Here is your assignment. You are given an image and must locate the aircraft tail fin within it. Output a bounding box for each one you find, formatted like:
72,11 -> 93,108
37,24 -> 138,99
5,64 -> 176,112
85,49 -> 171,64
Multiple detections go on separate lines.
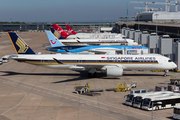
49,28 -> 64,39
45,30 -> 65,47
66,24 -> 77,35
52,24 -> 69,39
7,32 -> 35,54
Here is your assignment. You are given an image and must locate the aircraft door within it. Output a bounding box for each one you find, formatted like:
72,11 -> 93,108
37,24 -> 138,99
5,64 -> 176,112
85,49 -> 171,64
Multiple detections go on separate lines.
79,57 -> 82,64
158,58 -> 162,65
41,57 -> 45,64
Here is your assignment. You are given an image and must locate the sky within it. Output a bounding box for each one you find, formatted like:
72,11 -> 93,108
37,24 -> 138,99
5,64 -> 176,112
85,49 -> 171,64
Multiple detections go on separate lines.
0,0 -> 177,22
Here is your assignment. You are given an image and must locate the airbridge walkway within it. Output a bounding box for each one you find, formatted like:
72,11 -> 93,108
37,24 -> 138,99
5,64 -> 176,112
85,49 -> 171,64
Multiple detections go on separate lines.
115,21 -> 180,38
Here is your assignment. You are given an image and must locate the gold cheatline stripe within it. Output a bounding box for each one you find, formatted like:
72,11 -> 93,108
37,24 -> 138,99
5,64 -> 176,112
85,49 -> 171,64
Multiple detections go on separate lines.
24,61 -> 158,65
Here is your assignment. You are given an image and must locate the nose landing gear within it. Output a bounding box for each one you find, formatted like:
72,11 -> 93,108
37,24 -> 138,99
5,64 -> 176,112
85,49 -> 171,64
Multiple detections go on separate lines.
163,70 -> 168,77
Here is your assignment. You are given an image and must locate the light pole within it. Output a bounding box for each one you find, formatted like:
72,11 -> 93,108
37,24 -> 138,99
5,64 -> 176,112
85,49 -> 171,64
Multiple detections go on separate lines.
155,13 -> 159,53
152,101 -> 162,120
137,13 -> 140,30
119,17 -> 123,33
152,102 -> 154,120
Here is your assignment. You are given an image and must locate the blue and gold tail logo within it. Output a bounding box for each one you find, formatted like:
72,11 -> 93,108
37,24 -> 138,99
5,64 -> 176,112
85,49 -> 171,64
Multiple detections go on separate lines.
8,32 -> 35,54
16,38 -> 29,53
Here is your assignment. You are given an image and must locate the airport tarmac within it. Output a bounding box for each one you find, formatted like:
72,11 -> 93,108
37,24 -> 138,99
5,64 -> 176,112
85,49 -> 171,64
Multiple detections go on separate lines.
0,32 -> 179,120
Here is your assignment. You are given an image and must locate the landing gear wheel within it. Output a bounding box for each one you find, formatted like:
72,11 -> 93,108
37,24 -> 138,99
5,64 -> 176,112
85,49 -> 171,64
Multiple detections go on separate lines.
88,72 -> 97,78
163,70 -> 167,77
163,74 -> 167,77
88,73 -> 92,78
93,72 -> 97,77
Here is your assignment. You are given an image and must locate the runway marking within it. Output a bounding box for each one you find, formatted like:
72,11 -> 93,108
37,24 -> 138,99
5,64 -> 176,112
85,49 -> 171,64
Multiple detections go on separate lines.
112,111 -> 118,113
0,77 -> 155,119
100,107 -> 108,111
0,90 -> 27,116
0,82 -> 125,120
53,94 -> 58,96
0,95 -> 7,96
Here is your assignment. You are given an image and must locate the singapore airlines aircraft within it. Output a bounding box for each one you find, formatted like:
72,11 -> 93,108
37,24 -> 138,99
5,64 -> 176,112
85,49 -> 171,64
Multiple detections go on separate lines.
46,30 -> 148,54
7,32 -> 177,77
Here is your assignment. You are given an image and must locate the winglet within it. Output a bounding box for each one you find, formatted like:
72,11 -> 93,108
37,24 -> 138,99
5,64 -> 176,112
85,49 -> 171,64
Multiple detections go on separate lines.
53,58 -> 63,64
76,40 -> 81,43
45,30 -> 65,47
7,32 -> 35,54
52,24 -> 69,39
66,24 -> 77,35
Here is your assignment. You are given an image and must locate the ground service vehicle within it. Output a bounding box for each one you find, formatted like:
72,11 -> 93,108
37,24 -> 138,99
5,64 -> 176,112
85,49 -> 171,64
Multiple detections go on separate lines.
141,93 -> 180,110
132,91 -> 173,108
173,106 -> 180,119
125,91 -> 173,106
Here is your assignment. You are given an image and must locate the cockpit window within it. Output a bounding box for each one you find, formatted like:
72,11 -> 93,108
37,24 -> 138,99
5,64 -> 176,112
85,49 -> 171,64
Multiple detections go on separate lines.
168,60 -> 172,62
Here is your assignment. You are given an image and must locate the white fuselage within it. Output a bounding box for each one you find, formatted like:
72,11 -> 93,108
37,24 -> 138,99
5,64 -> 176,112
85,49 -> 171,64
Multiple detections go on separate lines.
59,38 -> 138,46
67,33 -> 125,39
12,54 -> 177,71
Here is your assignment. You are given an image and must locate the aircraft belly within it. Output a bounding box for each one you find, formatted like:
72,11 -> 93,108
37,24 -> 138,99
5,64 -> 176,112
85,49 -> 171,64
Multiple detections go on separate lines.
42,65 -> 73,69
123,64 -> 153,70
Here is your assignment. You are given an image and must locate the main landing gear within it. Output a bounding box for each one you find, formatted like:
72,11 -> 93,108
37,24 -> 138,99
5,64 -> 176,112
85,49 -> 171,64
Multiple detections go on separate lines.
88,68 -> 97,78
88,72 -> 97,78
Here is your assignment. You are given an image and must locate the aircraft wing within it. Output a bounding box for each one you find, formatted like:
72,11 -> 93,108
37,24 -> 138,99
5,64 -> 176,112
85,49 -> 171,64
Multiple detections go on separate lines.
76,64 -> 121,68
53,58 -> 122,70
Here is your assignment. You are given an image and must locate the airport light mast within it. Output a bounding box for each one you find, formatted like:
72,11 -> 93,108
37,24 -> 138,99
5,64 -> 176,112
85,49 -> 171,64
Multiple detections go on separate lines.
130,1 -> 156,12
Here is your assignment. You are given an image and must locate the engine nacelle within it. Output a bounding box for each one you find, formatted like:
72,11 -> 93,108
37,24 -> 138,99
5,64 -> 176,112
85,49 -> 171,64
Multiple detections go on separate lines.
106,66 -> 123,77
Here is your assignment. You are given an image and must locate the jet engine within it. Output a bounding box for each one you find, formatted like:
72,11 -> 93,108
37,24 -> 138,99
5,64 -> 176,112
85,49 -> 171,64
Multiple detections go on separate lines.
106,66 -> 123,77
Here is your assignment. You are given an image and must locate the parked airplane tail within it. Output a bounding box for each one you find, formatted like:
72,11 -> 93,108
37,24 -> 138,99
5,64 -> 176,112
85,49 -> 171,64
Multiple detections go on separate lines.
66,24 -> 77,35
7,32 -> 35,54
45,30 -> 65,47
49,28 -> 64,39
52,24 -> 69,39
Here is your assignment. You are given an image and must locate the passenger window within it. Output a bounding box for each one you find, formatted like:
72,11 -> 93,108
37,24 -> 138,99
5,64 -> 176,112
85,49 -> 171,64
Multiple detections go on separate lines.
168,60 -> 172,62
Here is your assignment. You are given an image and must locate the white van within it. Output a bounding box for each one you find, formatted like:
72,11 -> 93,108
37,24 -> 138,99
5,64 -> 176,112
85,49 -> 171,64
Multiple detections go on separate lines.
0,59 -> 3,65
1,55 -> 11,63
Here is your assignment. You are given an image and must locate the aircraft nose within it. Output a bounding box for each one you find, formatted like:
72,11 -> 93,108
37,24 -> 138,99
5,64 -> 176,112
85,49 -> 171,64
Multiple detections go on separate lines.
172,62 -> 177,69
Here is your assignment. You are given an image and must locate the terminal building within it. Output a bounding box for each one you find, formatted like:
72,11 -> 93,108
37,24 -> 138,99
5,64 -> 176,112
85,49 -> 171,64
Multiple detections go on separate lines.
121,27 -> 180,70
135,11 -> 180,23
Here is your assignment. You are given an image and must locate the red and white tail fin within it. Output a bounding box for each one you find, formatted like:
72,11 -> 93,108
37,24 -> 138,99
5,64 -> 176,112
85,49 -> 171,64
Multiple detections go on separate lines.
52,24 -> 69,39
66,24 -> 77,35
